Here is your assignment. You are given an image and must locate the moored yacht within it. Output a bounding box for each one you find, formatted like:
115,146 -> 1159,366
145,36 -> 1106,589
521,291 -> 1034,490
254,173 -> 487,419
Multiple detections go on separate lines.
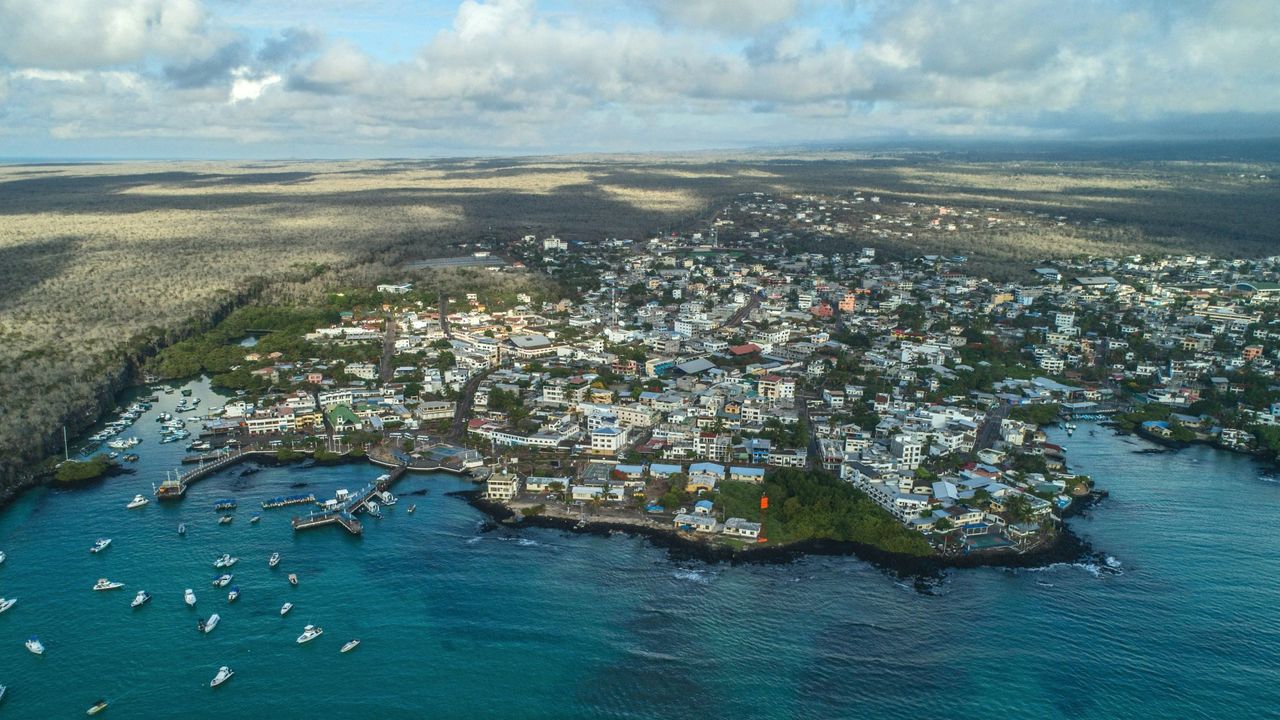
296,624 -> 323,644
0,549 -> 5,563
212,553 -> 238,569
131,590 -> 151,608
0,597 -> 16,614
268,552 -> 281,568
227,586 -> 239,603
89,538 -> 112,554
218,515 -> 233,525
178,523 -> 186,536
126,494 -> 149,510
280,602 -> 293,616
87,699 -> 109,715
25,636 -> 44,655
212,574 -> 233,587
200,613 -> 220,634
340,639 -> 361,653
210,666 -> 234,688
288,573 -> 298,586
93,578 -> 124,591
185,588 -> 197,607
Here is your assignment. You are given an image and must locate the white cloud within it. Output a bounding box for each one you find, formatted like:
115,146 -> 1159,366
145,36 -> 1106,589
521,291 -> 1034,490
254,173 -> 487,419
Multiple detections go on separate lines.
2,0 -> 1278,155
0,0 -> 215,70
229,68 -> 281,104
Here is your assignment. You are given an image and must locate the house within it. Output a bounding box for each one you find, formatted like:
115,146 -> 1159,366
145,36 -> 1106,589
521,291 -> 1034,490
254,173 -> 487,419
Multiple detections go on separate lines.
327,405 -> 362,433
729,466 -> 766,483
722,517 -> 762,540
673,513 -> 718,533
485,472 -> 522,501
692,499 -> 714,515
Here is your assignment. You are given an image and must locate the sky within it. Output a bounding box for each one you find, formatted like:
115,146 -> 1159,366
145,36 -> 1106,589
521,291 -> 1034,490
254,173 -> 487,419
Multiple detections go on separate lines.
0,0 -> 1276,159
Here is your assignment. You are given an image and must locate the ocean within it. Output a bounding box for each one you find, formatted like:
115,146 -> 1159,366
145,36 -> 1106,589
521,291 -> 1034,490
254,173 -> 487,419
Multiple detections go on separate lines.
1,379 -> 1277,718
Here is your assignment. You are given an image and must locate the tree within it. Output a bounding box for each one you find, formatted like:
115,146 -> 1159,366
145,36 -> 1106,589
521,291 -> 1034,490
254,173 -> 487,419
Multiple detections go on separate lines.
1003,493 -> 1033,523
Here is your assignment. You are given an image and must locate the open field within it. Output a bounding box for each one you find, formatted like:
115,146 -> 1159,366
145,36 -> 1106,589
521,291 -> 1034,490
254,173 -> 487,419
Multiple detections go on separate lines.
1,149 -> 1277,490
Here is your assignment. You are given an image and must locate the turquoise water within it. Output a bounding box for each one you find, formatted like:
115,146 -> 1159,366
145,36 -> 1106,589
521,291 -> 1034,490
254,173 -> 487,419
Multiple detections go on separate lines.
2,382 -> 1279,718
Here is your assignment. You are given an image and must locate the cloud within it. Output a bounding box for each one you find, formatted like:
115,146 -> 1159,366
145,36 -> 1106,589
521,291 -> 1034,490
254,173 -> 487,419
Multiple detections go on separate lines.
2,0 -> 1279,156
642,0 -> 799,34
163,40 -> 247,88
257,27 -> 324,67
229,68 -> 281,103
0,0 -> 215,70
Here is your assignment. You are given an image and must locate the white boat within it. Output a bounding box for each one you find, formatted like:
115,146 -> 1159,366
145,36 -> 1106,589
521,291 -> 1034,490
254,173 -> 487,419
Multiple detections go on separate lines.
212,574 -> 233,588
126,494 -> 149,509
218,515 -> 233,525
87,699 -> 109,715
340,639 -> 360,653
93,578 -> 124,591
288,573 -> 298,586
212,553 -> 238,569
280,602 -> 293,616
131,590 -> 151,608
0,684 -> 6,704
227,587 -> 239,603
90,538 -> 112,553
268,552 -> 281,568
296,624 -> 323,644
178,523 -> 186,535
185,588 -> 197,607
0,597 -> 15,613
210,666 -> 234,688
0,549 -> 5,564
201,613 -> 220,634
379,491 -> 398,506
25,636 -> 44,655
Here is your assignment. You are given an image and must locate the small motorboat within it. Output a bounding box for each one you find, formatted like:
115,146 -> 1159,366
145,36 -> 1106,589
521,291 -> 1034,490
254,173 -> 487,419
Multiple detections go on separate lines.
93,578 -> 124,591
126,494 -> 149,509
210,666 -> 234,688
212,574 -> 233,588
87,699 -> 109,715
131,590 -> 151,608
407,504 -> 416,514
250,514 -> 261,524
280,602 -> 293,616
26,636 -> 45,655
90,538 -> 112,554
296,624 -> 323,644
212,554 -> 238,569
268,552 -> 281,568
0,684 -> 6,704
178,523 -> 187,535
201,613 -> 220,634
227,587 -> 239,603
288,573 -> 298,586
218,515 -> 233,525
0,549 -> 6,564
340,639 -> 360,654
0,597 -> 16,614
185,588 -> 197,607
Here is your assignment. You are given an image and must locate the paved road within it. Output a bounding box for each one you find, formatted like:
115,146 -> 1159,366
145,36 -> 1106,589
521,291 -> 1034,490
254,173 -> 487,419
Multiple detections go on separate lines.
720,291 -> 762,330
438,290 -> 453,339
447,367 -> 495,442
378,315 -> 398,384
975,403 -> 1010,451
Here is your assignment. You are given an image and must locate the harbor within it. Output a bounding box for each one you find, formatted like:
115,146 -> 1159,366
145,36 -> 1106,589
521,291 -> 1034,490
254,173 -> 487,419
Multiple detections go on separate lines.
290,466 -> 407,536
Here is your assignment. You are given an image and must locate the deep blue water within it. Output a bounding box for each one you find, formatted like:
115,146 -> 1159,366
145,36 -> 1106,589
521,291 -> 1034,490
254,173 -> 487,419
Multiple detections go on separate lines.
1,382 -> 1278,718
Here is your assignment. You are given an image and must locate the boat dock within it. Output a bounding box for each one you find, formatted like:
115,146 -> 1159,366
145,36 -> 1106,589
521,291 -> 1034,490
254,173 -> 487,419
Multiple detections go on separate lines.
262,494 -> 316,509
290,466 -> 406,536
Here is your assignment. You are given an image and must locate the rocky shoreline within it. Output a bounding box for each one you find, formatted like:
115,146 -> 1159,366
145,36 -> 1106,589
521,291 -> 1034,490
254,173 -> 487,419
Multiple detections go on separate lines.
452,490 -> 1109,579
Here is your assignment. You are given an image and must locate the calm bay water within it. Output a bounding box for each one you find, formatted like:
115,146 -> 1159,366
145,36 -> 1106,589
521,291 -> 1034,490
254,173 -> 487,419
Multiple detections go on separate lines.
2,381 -> 1278,718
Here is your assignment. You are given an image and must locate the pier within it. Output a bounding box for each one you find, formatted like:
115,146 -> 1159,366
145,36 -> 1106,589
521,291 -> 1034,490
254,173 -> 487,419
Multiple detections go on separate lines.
290,465 -> 406,535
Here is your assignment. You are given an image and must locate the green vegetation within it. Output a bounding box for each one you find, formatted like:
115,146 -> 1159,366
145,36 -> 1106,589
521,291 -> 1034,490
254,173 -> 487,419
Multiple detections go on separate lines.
1010,403 -> 1062,425
521,504 -> 546,517
55,455 -> 116,484
152,306 -> 339,381
718,468 -> 933,556
275,448 -> 305,462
